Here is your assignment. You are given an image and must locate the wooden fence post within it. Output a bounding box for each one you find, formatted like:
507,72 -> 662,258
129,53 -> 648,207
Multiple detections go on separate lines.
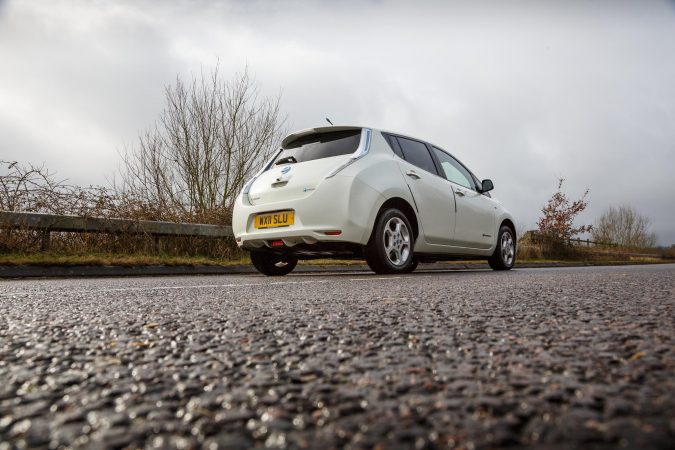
40,230 -> 51,252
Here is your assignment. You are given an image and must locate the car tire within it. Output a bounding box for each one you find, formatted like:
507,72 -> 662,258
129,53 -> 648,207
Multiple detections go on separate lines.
250,251 -> 298,276
488,225 -> 516,270
403,258 -> 419,273
365,208 -> 416,274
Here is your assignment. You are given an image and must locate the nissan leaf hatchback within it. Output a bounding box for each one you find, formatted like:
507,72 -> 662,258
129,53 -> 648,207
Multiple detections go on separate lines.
232,126 -> 516,275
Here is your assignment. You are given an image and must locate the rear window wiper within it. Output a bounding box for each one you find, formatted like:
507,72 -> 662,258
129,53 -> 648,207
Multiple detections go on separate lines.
275,156 -> 298,165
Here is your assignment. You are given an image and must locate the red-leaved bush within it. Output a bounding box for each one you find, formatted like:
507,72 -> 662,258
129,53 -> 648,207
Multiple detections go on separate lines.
537,178 -> 592,242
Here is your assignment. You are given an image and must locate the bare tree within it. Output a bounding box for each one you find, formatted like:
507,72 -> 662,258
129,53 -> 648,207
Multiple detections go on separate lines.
119,67 -> 285,221
592,205 -> 657,248
537,178 -> 592,242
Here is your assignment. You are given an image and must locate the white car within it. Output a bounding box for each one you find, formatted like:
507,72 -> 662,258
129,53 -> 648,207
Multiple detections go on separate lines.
233,126 -> 516,275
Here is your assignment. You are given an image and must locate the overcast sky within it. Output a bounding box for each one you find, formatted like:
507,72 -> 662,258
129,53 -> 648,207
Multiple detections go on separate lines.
1,0 -> 674,244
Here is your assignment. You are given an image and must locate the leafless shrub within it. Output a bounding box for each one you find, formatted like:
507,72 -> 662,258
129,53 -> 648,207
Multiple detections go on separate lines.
0,160 -> 241,258
592,205 -> 657,248
0,159 -> 128,217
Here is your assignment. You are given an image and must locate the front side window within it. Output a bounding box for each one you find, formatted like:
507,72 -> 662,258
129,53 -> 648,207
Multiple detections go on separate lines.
431,147 -> 475,190
396,137 -> 438,174
273,130 -> 361,165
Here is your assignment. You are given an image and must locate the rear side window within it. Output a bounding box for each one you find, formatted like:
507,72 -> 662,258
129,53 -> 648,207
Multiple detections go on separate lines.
396,137 -> 438,175
273,130 -> 361,165
382,133 -> 404,158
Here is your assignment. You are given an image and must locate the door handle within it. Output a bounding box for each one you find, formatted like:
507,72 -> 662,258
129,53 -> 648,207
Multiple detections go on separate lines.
406,170 -> 420,179
454,189 -> 465,197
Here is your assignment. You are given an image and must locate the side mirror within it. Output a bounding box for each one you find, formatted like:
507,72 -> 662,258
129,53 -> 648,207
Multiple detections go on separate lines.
480,179 -> 494,193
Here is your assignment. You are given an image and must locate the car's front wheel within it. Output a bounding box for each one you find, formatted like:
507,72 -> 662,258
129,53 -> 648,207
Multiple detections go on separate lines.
365,208 -> 416,274
250,251 -> 298,276
488,225 -> 516,270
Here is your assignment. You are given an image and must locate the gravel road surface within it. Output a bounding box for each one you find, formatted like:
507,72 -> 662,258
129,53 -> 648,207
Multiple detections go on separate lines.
1,264 -> 674,449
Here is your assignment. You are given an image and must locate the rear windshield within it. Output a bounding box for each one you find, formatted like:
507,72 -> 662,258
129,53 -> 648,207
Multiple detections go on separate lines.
272,130 -> 361,165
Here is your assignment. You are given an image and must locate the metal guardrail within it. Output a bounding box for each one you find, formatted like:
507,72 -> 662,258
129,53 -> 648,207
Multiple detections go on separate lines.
0,211 -> 233,250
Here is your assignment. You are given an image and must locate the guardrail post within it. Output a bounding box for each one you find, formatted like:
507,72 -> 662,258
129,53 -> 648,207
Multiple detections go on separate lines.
154,235 -> 161,254
40,230 -> 51,252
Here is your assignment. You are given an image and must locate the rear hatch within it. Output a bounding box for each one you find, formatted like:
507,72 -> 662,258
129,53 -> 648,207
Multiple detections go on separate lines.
248,128 -> 362,206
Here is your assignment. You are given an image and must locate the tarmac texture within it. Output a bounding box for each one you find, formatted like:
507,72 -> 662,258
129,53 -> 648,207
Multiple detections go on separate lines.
1,264 -> 674,449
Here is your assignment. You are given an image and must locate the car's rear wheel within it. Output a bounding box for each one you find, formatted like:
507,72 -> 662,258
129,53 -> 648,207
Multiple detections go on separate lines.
488,225 -> 516,270
365,208 -> 416,274
250,251 -> 298,276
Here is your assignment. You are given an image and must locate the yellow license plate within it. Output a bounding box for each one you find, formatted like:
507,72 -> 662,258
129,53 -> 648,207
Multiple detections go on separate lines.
255,211 -> 295,229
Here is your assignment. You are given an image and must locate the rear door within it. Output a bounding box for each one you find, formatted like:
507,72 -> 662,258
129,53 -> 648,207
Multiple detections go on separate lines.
389,136 -> 456,246
430,147 -> 495,249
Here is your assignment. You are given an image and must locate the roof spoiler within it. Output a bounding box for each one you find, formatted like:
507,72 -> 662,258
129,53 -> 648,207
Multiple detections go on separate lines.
281,126 -> 362,148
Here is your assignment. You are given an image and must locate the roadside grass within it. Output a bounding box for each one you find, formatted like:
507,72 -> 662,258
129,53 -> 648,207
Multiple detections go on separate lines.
0,252 -> 667,267
0,252 -> 251,267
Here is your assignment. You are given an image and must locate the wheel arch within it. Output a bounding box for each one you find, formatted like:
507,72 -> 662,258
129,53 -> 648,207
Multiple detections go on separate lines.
372,197 -> 419,242
499,218 -> 517,250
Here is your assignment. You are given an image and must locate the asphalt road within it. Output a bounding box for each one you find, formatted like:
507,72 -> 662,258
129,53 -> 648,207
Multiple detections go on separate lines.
1,264 -> 673,449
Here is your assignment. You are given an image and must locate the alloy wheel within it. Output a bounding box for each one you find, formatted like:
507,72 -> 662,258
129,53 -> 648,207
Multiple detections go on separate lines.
383,217 -> 411,266
501,231 -> 515,266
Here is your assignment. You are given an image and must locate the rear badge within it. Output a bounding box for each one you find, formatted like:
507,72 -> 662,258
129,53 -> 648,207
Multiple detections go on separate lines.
281,166 -> 291,174
303,187 -> 315,192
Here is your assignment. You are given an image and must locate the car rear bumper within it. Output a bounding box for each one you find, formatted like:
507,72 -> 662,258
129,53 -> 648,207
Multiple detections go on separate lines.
232,175 -> 383,250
